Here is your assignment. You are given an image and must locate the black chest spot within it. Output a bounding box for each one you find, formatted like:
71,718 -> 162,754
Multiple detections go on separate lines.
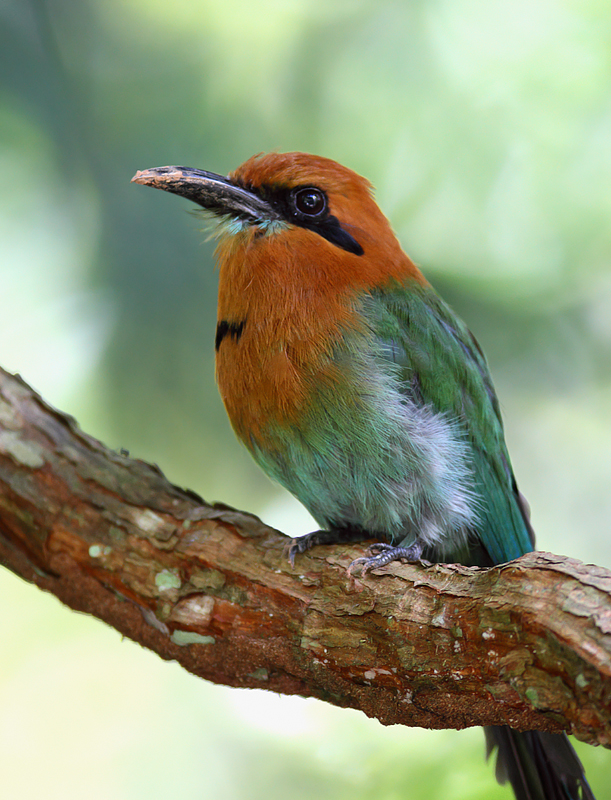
216,319 -> 246,350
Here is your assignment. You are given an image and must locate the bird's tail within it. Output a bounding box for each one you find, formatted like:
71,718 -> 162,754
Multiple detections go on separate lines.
485,727 -> 595,800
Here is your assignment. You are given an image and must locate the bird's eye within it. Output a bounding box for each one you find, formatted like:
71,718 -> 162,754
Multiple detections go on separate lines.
292,187 -> 327,217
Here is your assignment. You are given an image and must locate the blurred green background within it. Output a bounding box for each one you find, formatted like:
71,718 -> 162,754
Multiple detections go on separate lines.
1,0 -> 610,797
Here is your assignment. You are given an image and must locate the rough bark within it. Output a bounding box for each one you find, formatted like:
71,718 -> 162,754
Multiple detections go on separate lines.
0,366 -> 610,747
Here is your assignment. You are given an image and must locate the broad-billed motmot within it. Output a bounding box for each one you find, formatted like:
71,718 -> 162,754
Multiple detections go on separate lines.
132,152 -> 595,800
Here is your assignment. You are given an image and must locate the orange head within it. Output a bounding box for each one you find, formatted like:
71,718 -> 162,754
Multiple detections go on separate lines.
132,152 -> 425,293
132,153 -> 426,437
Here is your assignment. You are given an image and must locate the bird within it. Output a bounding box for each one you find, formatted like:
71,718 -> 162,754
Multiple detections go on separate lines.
132,152 -> 594,800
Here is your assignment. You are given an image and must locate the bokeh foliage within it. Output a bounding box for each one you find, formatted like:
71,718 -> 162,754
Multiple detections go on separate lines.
1,0 -> 610,797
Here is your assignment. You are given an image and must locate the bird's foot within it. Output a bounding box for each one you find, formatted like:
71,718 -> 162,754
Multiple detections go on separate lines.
286,526 -> 368,567
348,540 -> 424,576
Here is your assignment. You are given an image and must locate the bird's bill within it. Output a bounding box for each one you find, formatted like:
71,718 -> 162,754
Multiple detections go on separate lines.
131,166 -> 278,224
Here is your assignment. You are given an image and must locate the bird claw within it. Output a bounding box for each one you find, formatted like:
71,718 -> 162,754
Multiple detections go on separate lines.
285,530 -> 328,568
286,526 -> 370,568
348,541 -> 424,576
286,531 -> 424,575
366,542 -> 395,556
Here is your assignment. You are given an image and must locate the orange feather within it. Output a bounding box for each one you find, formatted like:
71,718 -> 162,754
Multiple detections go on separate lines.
216,153 -> 426,442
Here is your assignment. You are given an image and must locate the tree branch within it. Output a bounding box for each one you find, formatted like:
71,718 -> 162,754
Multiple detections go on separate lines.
0,366 -> 610,747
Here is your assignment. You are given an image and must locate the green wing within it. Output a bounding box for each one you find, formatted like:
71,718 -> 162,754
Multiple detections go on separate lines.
366,280 -> 534,565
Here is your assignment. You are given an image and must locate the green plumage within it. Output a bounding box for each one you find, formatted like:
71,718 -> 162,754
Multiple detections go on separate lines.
254,278 -> 533,566
365,280 -> 534,563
